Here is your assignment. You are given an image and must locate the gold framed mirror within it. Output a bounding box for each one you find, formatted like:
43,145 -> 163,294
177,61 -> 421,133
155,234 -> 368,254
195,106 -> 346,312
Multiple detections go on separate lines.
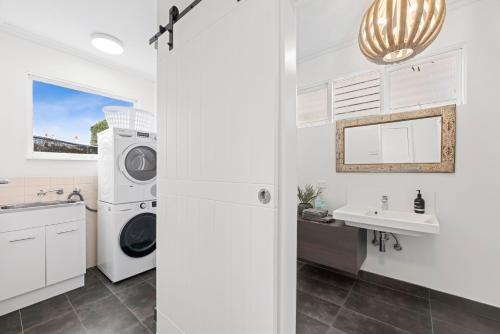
336,105 -> 456,173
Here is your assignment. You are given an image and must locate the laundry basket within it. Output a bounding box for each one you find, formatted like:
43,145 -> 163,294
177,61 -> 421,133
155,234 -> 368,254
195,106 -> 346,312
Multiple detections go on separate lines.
103,106 -> 156,132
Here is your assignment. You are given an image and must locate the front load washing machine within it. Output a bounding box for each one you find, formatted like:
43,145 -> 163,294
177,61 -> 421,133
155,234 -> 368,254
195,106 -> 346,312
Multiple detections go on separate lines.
97,200 -> 156,282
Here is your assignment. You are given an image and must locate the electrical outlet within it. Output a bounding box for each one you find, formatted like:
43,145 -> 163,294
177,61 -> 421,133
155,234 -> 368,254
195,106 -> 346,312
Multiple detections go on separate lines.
316,180 -> 327,189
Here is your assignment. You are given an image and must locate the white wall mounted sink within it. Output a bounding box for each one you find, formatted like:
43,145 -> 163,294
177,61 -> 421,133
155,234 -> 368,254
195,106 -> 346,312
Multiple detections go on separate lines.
333,205 -> 440,236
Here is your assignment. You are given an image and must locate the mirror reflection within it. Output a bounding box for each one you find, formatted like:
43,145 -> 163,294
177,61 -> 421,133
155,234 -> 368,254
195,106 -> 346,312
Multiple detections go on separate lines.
344,116 -> 442,165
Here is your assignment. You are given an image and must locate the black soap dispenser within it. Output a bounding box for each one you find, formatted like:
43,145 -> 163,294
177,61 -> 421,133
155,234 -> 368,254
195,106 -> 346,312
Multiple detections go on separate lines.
414,190 -> 425,214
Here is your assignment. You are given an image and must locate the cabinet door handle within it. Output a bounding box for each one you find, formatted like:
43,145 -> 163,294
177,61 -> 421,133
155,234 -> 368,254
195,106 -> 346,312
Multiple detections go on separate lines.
9,236 -> 35,243
57,229 -> 78,235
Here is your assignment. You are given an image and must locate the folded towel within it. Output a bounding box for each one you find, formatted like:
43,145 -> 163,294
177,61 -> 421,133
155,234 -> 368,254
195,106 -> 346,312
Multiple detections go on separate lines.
302,208 -> 328,219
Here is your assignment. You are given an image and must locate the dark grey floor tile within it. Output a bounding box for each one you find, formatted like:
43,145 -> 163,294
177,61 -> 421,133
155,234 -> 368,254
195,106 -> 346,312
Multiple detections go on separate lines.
296,312 -> 330,334
297,291 -> 341,326
297,261 -> 305,271
139,269 -> 156,282
430,289 -> 500,322
327,327 -> 347,334
76,294 -> 140,334
430,299 -> 500,334
333,308 -> 408,334
104,275 -> 145,293
299,265 -> 356,291
145,275 -> 156,288
0,310 -> 22,334
344,292 -> 432,334
120,322 -> 151,334
20,294 -> 73,330
66,273 -> 112,309
142,314 -> 156,334
115,282 -> 156,321
24,311 -> 85,334
432,319 -> 476,334
298,275 -> 350,306
351,281 -> 429,315
358,271 -> 429,299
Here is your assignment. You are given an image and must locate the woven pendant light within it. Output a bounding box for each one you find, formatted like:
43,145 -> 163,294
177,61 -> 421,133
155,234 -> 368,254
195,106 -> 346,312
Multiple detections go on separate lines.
359,0 -> 446,64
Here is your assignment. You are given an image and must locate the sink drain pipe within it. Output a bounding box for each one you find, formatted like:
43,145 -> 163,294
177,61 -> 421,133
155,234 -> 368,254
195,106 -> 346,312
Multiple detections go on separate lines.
67,188 -> 97,213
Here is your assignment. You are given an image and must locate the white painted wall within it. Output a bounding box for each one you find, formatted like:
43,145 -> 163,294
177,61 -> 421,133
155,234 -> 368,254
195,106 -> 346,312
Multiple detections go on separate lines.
0,29 -> 155,178
0,29 -> 155,268
297,0 -> 500,307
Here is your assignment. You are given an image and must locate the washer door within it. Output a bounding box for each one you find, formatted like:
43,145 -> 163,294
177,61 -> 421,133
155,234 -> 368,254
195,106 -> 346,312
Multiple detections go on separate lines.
120,144 -> 157,184
119,213 -> 156,258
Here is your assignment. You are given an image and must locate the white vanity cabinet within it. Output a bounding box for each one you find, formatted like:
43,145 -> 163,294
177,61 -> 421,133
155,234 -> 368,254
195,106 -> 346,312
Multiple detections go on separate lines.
0,202 -> 86,316
46,220 -> 86,286
0,227 -> 46,301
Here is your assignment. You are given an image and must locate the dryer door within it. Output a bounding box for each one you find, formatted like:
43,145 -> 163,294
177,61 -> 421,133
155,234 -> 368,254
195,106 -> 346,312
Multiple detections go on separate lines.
119,213 -> 156,258
120,144 -> 157,184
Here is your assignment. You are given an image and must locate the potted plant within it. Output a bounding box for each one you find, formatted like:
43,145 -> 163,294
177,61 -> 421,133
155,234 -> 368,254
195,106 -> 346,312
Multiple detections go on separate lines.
297,184 -> 322,216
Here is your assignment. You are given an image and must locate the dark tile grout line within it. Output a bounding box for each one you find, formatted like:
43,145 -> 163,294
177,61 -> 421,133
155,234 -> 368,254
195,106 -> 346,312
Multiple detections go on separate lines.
354,276 -> 429,301
94,268 -> 155,334
13,268 -> 156,334
18,309 -> 24,334
326,276 -> 356,332
20,306 -> 76,333
299,263 -> 426,334
65,293 -> 89,334
304,261 -> 429,302
429,296 -> 435,334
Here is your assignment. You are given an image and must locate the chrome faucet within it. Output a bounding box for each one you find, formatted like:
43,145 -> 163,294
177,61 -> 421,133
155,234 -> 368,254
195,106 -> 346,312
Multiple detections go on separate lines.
381,195 -> 389,210
0,179 -> 9,185
37,188 -> 64,197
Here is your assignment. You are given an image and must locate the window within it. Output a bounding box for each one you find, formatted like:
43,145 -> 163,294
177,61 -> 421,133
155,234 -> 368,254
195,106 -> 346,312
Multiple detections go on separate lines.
297,83 -> 332,128
388,50 -> 464,112
31,78 -> 133,159
333,71 -> 382,120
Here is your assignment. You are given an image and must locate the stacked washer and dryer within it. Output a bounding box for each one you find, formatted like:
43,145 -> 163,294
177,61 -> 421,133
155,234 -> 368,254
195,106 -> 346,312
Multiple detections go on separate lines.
97,127 -> 157,283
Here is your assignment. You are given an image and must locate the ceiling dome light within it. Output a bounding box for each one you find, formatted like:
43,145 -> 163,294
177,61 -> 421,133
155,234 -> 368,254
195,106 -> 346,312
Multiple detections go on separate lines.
91,33 -> 124,55
359,0 -> 446,65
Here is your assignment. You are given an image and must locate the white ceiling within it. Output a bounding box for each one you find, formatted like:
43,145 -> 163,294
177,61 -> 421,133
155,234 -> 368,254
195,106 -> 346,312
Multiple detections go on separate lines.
296,0 -> 463,62
296,0 -> 373,61
0,0 -> 463,78
0,0 -> 157,79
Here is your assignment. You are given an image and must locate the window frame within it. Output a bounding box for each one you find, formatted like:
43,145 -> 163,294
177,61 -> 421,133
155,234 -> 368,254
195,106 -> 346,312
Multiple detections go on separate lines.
384,47 -> 466,114
27,74 -> 137,161
296,81 -> 333,128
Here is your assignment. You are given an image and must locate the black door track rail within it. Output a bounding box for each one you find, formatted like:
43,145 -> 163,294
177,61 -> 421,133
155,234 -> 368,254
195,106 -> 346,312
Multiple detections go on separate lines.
149,0 -> 243,50
149,0 -> 204,51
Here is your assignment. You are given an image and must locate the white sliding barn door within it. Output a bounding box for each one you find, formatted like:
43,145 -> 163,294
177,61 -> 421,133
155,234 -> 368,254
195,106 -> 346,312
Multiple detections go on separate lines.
156,0 -> 297,333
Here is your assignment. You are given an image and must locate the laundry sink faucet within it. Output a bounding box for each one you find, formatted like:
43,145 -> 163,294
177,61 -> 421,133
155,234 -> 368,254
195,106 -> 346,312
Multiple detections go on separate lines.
37,188 -> 64,197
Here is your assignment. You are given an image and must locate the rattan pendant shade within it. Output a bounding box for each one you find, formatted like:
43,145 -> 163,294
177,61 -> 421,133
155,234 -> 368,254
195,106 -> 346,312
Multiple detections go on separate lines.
359,0 -> 446,64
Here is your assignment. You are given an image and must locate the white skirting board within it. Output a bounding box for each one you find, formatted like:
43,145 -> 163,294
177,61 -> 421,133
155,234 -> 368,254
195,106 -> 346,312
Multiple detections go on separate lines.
0,275 -> 84,316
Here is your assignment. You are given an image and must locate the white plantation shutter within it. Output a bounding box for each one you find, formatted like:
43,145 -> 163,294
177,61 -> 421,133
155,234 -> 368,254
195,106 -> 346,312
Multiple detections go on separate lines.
333,71 -> 382,119
389,51 -> 462,111
297,83 -> 331,127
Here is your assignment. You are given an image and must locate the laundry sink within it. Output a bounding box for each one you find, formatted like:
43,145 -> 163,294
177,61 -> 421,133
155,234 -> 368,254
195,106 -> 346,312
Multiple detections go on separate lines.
333,205 -> 440,236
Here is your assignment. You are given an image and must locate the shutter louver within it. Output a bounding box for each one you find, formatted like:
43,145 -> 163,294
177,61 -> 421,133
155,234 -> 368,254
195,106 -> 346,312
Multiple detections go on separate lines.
333,71 -> 382,119
297,84 -> 330,127
389,54 -> 459,111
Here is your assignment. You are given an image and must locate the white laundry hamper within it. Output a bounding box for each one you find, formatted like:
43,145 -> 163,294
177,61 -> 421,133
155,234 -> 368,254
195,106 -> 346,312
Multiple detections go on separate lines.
103,106 -> 156,132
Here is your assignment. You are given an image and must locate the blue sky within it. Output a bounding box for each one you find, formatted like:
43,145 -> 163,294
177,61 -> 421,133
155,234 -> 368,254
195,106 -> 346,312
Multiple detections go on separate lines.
33,80 -> 133,145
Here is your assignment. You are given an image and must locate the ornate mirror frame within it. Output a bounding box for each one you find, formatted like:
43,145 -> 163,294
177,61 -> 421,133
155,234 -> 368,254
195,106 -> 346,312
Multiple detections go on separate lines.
336,105 -> 456,173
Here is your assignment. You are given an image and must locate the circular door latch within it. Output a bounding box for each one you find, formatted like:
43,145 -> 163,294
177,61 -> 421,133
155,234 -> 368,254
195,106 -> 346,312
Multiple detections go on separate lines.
258,189 -> 271,204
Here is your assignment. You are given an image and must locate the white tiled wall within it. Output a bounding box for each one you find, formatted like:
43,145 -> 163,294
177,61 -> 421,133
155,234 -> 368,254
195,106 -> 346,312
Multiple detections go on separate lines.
0,176 -> 98,268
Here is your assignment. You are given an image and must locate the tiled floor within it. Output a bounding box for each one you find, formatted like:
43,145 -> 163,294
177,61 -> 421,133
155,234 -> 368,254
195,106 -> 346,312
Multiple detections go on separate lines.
296,261 -> 500,334
0,267 -> 156,334
3,263 -> 500,334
